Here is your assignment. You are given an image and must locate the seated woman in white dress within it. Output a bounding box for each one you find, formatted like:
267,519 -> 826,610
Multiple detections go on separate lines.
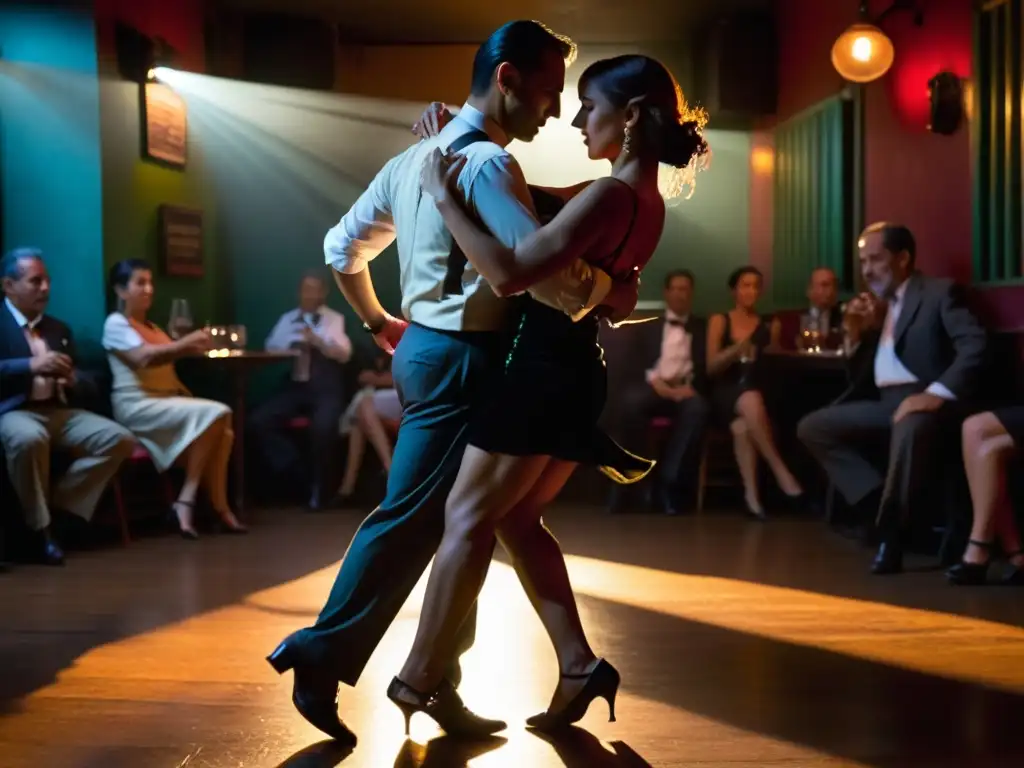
102,259 -> 246,538
336,355 -> 402,503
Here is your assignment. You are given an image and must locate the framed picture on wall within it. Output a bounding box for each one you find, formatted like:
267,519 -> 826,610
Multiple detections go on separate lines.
158,205 -> 204,277
142,81 -> 187,168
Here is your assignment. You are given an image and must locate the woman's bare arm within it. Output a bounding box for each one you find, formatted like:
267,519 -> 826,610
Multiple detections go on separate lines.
115,330 -> 209,370
433,176 -> 633,297
707,314 -> 751,376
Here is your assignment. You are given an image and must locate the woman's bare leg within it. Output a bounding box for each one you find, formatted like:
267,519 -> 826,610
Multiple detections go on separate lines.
338,425 -> 367,497
496,459 -> 601,712
731,417 -> 761,513
397,447 -> 551,692
961,412 -> 1016,564
359,396 -> 394,473
200,415 -> 243,529
172,417 -> 224,534
735,390 -> 802,496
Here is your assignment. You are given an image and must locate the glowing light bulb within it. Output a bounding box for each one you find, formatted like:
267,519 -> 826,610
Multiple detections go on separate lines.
852,37 -> 873,62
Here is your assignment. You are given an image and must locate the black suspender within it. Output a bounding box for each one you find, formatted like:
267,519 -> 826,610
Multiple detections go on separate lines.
441,129 -> 491,297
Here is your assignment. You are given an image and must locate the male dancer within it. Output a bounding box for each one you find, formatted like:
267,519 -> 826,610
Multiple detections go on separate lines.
268,20 -> 639,745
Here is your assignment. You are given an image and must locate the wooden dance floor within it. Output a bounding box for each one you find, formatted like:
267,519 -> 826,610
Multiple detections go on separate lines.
1,506 -> 1023,767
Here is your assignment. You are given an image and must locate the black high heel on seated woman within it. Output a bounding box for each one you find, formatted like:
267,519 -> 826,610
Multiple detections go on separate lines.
386,677 -> 506,738
1000,552 -> 1024,586
169,500 -> 198,540
525,658 -> 620,732
946,539 -> 995,585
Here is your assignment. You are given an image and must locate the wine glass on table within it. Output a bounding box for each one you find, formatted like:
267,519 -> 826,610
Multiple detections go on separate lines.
168,298 -> 193,340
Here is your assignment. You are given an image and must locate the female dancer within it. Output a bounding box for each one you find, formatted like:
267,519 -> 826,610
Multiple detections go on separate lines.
387,55 -> 710,734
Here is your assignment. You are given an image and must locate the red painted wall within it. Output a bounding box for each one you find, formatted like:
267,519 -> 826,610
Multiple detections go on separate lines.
776,0 -> 1023,330
94,0 -> 206,73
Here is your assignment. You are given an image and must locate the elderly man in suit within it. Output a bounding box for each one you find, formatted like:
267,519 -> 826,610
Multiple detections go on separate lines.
0,248 -> 135,566
614,269 -> 710,515
798,223 -> 987,574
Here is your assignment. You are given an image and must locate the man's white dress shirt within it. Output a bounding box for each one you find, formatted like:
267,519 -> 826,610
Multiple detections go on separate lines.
265,304 -> 352,382
646,310 -> 693,385
5,297 -> 61,402
873,281 -> 955,400
324,103 -> 611,332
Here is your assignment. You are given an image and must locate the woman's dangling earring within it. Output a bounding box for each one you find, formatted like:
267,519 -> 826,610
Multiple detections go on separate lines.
622,125 -> 632,156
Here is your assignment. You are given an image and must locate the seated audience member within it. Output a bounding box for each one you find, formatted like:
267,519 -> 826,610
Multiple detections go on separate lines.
615,269 -> 709,514
336,355 -> 401,504
798,223 -> 986,575
708,266 -> 803,520
249,271 -> 352,510
801,266 -> 843,347
103,259 -> 246,538
947,407 -> 1024,586
0,248 -> 135,565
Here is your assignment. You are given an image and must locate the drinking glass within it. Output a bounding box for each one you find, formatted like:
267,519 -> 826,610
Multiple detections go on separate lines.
168,298 -> 193,340
227,325 -> 247,353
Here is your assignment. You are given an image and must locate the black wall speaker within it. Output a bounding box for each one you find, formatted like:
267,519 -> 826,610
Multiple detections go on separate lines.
928,71 -> 964,135
241,13 -> 335,90
694,10 -> 778,121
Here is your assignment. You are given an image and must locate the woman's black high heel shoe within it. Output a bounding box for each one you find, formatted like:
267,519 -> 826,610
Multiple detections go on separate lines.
744,496 -> 767,521
386,677 -> 506,738
169,500 -> 199,540
525,659 -> 620,732
999,550 -> 1024,586
945,539 -> 994,585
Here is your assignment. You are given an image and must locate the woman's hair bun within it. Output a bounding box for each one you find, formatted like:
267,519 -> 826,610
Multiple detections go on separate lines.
658,119 -> 709,169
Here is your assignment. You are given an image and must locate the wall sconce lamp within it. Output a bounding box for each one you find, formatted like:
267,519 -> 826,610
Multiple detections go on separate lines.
831,0 -> 924,83
114,22 -> 176,83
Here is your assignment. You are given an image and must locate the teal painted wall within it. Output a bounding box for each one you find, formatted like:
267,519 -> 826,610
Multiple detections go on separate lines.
0,2 -> 105,352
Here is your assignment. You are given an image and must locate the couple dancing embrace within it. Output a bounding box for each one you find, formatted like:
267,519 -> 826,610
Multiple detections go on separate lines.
268,20 -> 709,746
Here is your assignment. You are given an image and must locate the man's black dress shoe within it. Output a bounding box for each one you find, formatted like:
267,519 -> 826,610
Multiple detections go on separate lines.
871,541 -> 903,575
267,635 -> 357,747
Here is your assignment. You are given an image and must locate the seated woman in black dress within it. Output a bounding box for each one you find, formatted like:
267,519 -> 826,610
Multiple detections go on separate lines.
389,55 -> 710,734
947,407 -> 1024,585
707,266 -> 803,519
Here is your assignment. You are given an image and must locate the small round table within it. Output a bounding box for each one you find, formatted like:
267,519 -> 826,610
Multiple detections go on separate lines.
183,350 -> 298,518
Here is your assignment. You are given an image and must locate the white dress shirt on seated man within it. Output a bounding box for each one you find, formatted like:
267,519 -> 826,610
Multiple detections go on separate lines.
265,305 -> 352,382
873,281 -> 955,400
324,102 -> 612,332
5,297 -> 61,402
646,309 -> 693,386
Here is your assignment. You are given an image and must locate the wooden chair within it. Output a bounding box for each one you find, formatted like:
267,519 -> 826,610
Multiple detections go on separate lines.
695,426 -> 739,513
109,444 -> 176,546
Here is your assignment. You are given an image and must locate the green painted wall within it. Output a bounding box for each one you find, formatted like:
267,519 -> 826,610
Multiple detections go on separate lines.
650,130 -> 754,316
0,2 -> 105,355
181,81 -> 757,338
97,79 -> 224,330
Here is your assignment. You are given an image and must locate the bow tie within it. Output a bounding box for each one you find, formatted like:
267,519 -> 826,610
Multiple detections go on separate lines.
666,318 -> 687,328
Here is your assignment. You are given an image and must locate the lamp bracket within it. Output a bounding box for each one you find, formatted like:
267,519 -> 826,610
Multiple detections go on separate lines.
860,0 -> 925,26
